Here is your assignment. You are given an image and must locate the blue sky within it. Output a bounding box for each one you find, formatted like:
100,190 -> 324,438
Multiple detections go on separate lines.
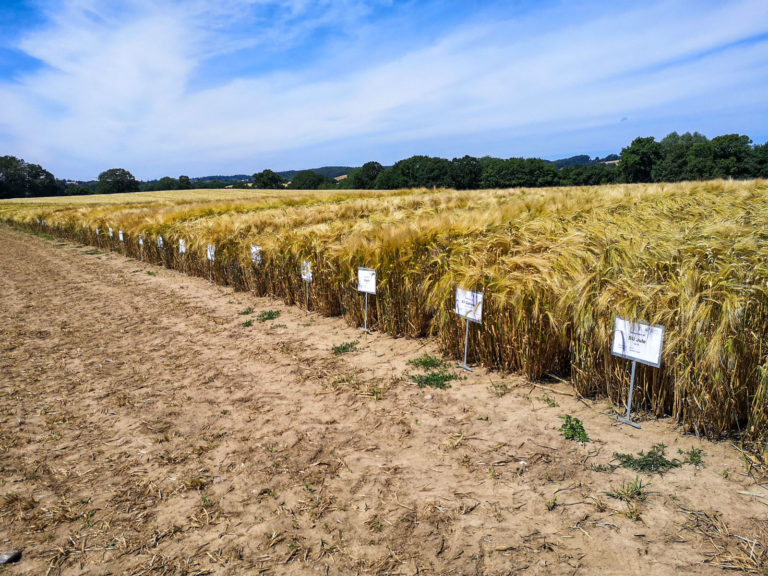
1,0 -> 767,180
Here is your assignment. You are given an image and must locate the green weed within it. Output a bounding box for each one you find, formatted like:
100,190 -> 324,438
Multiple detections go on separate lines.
613,443 -> 680,474
332,340 -> 359,355
258,310 -> 281,322
559,414 -> 589,442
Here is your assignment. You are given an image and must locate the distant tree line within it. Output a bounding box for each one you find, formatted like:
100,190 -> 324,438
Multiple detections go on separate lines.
2,131 -> 767,199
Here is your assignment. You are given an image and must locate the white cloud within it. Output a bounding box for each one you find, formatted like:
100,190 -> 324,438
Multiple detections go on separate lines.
1,0 -> 767,178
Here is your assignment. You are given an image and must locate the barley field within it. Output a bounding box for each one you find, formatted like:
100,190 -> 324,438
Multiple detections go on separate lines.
3,179 -> 767,443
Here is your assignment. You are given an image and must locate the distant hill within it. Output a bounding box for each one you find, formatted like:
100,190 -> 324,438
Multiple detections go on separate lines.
276,166 -> 356,181
550,154 -> 619,168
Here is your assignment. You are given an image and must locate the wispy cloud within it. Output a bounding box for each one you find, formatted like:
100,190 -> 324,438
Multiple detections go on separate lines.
1,0 -> 767,179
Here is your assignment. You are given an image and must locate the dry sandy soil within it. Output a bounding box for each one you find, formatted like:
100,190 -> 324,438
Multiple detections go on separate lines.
0,223 -> 766,575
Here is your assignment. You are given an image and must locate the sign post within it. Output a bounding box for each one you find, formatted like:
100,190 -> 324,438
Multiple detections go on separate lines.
138,234 -> 144,261
357,267 -> 376,334
206,244 -> 216,284
611,316 -> 665,429
455,288 -> 484,372
108,227 -> 114,250
301,261 -> 313,312
118,230 -> 125,255
95,227 -> 100,248
250,245 -> 262,292
179,238 -> 186,275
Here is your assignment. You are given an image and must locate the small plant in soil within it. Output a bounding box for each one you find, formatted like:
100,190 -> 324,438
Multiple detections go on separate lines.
679,446 -> 704,467
241,319 -> 253,327
606,476 -> 648,502
559,414 -> 589,442
537,393 -> 558,407
545,495 -> 558,511
407,353 -> 446,370
332,340 -> 359,355
257,310 -> 281,322
146,270 -> 157,276
405,354 -> 457,389
238,307 -> 254,315
613,443 -> 681,474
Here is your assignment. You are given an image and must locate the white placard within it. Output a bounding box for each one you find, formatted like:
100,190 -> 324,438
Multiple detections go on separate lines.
611,316 -> 665,368
118,230 -> 124,242
250,245 -> 262,264
178,238 -> 186,253
357,267 -> 376,295
455,288 -> 483,323
138,234 -> 143,246
301,260 -> 313,282
206,244 -> 215,261
95,227 -> 99,236
108,227 -> 113,238
157,235 -> 164,248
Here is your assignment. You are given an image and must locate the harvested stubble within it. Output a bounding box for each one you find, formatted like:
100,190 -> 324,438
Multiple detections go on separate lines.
3,180 -> 768,441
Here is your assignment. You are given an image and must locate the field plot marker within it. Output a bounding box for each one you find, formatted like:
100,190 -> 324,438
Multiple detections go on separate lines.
250,245 -> 262,292
95,227 -> 100,248
611,316 -> 665,429
301,260 -> 313,312
357,267 -> 376,334
157,235 -> 164,267
108,227 -> 113,250
138,234 -> 144,261
455,287 -> 484,372
207,244 -> 216,284
179,238 -> 186,275
118,230 -> 125,255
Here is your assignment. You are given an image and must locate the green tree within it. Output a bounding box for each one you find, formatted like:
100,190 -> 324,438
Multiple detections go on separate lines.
752,142 -> 768,178
287,170 -> 329,189
349,161 -> 383,189
97,168 -> 140,194
618,137 -> 663,183
252,169 -> 285,189
710,134 -> 752,179
384,155 -> 452,189
450,155 -> 482,189
0,155 -> 60,199
177,175 -> 192,189
156,176 -> 178,191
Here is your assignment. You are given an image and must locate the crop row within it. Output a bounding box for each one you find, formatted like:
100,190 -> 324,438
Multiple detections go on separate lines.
3,180 -> 767,442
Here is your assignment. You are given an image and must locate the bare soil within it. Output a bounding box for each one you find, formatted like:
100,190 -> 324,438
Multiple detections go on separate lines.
0,223 -> 766,575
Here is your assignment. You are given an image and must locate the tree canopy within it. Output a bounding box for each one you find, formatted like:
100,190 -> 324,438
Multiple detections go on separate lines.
252,169 -> 285,189
97,168 -> 140,195
0,156 -> 62,199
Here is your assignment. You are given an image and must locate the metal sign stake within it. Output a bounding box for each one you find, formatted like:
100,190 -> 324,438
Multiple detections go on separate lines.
305,280 -> 310,313
618,360 -> 641,429
182,253 -> 186,275
209,260 -> 213,285
361,292 -> 372,334
458,316 -> 472,372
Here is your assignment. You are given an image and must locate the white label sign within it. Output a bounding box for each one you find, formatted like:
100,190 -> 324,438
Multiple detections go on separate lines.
611,316 -> 665,368
207,244 -> 215,261
179,238 -> 186,253
301,260 -> 313,282
138,234 -> 143,246
357,267 -> 376,295
157,235 -> 164,248
250,245 -> 262,264
108,227 -> 113,238
95,227 -> 99,236
455,288 -> 483,323
118,230 -> 124,242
